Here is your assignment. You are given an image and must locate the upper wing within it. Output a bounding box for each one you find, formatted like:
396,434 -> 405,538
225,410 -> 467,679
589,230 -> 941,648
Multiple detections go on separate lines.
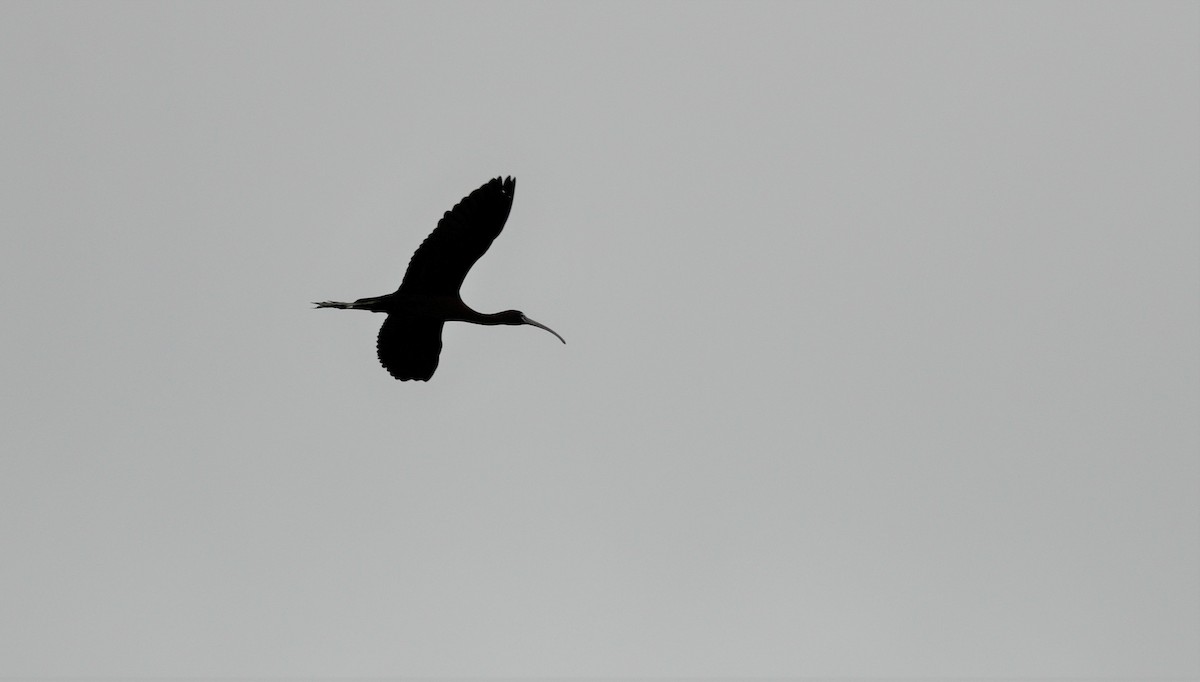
397,176 -> 516,295
376,313 -> 445,381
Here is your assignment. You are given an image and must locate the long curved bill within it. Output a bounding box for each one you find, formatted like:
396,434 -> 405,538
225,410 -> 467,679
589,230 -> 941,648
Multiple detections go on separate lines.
521,315 -> 566,344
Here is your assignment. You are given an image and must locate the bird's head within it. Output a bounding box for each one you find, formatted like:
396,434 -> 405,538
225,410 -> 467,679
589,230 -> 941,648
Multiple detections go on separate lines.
497,310 -> 566,344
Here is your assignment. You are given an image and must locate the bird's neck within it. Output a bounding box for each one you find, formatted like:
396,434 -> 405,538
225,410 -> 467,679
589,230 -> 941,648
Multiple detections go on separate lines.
453,308 -> 510,325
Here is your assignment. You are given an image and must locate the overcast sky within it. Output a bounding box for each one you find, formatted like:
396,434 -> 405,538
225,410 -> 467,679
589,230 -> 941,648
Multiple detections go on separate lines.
1,2 -> 1197,679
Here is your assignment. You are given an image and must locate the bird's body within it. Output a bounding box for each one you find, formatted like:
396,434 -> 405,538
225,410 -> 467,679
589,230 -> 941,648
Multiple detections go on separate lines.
315,176 -> 564,381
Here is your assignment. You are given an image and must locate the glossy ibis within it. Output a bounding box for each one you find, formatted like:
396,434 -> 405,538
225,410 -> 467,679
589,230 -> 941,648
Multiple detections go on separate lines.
315,176 -> 564,381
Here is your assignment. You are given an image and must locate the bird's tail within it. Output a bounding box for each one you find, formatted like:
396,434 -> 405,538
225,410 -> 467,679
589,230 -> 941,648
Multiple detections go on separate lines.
313,300 -> 354,309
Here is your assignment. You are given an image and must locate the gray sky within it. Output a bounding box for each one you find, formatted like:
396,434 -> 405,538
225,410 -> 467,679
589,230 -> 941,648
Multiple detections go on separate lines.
1,1 -> 1197,678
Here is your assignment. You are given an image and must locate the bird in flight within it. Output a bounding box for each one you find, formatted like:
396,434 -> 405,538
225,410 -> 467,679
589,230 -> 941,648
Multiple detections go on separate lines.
315,176 -> 564,381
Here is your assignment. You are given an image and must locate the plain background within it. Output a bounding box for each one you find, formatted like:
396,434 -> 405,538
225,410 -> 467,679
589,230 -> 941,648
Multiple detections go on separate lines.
1,1 -> 1197,679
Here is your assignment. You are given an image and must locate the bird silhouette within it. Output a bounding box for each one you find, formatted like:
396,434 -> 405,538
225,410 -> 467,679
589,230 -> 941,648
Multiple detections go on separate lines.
315,176 -> 564,381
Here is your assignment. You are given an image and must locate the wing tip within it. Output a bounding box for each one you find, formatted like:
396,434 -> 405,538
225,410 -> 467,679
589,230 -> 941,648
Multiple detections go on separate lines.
378,358 -> 436,381
493,175 -> 515,197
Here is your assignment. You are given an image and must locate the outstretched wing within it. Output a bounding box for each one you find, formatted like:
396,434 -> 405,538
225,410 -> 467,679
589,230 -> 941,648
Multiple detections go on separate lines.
397,176 -> 516,295
376,313 -> 445,381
